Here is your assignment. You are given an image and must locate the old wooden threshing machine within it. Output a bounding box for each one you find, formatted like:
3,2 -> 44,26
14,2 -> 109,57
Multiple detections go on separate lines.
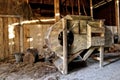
45,15 -> 113,74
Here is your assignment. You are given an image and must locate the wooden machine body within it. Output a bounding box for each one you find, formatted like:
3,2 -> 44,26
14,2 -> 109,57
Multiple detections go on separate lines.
48,15 -> 112,55
45,15 -> 113,74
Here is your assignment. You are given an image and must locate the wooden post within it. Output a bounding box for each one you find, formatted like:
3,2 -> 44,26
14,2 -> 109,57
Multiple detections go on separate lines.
115,0 -> 120,36
90,0 -> 93,19
19,18 -> 24,52
23,25 -> 30,51
78,0 -> 80,15
71,0 -> 74,15
62,19 -> 68,74
20,26 -> 23,53
65,0 -> 67,14
26,0 -> 29,4
54,0 -> 60,22
100,46 -> 104,67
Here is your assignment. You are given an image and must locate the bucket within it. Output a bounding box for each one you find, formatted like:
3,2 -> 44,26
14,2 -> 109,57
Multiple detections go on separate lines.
14,53 -> 23,63
114,34 -> 119,44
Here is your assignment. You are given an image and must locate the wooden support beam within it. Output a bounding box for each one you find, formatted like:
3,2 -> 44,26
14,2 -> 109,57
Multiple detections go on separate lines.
68,50 -> 83,63
19,18 -> 24,52
93,0 -> 112,9
65,0 -> 67,14
100,46 -> 104,67
90,0 -> 93,19
115,0 -> 120,36
20,26 -> 23,53
54,0 -> 60,22
71,0 -> 74,15
62,19 -> 68,74
23,25 -> 30,51
26,0 -> 29,4
0,15 -> 21,18
13,17 -> 23,53
83,47 -> 95,61
78,0 -> 80,15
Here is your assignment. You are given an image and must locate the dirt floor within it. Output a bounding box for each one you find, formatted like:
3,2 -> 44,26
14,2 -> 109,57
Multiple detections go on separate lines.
0,58 -> 58,80
0,52 -> 120,80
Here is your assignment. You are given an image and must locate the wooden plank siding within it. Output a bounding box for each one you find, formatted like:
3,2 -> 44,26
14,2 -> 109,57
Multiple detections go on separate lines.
0,18 -> 4,59
3,18 -> 9,59
0,16 -> 22,59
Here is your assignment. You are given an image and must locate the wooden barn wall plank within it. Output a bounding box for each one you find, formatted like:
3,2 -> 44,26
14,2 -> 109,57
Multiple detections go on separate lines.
3,17 -> 9,58
14,25 -> 20,53
8,17 -> 19,55
12,18 -> 19,53
0,16 -> 21,59
0,18 -> 4,59
8,17 -> 13,55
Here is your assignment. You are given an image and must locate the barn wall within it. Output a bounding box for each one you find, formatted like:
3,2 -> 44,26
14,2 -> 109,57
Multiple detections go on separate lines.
0,18 -> 4,59
0,17 -> 20,59
23,24 -> 53,55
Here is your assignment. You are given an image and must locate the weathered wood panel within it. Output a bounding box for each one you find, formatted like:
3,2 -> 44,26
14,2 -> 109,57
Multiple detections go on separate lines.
3,18 -> 9,58
0,18 -> 4,59
0,16 -> 21,59
22,24 -> 52,55
105,26 -> 113,47
87,20 -> 105,48
12,18 -> 20,53
8,18 -> 14,55
50,15 -> 91,56
14,26 -> 20,53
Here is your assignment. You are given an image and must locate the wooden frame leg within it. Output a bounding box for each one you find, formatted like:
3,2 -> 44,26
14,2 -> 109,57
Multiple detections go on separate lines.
100,46 -> 104,67
62,19 -> 68,74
